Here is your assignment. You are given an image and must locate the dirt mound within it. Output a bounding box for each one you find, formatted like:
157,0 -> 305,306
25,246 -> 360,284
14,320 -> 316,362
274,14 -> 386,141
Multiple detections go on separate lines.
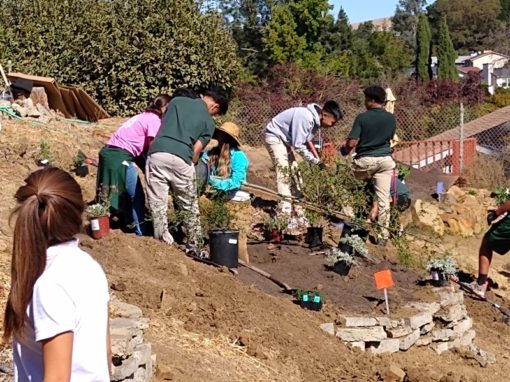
0,118 -> 510,381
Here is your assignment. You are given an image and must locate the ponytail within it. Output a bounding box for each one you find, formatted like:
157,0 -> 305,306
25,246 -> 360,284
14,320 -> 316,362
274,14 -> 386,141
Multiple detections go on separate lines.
145,94 -> 171,118
3,168 -> 84,341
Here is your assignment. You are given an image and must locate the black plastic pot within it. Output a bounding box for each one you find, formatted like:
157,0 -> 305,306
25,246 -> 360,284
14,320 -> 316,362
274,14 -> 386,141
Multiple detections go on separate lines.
298,295 -> 323,311
305,227 -> 323,248
75,165 -> 89,177
209,229 -> 239,268
430,269 -> 450,287
333,260 -> 351,276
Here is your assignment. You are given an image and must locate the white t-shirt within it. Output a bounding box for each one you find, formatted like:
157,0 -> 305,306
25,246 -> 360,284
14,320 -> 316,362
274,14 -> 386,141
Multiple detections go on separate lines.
13,239 -> 110,381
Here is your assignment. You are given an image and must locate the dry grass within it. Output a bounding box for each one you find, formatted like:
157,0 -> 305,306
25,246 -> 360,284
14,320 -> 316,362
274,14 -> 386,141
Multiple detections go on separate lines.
462,154 -> 506,190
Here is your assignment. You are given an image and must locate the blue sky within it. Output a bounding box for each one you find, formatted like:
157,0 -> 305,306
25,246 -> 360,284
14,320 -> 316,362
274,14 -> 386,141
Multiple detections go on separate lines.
331,1 -> 428,23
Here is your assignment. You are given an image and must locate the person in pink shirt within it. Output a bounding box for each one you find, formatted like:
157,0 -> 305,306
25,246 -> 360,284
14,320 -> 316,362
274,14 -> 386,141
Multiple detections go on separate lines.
96,94 -> 170,236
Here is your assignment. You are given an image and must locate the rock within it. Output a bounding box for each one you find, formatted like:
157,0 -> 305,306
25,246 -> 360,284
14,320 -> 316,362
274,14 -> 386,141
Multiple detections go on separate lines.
375,317 -> 403,329
387,325 -> 413,338
111,333 -> 143,356
412,199 -> 445,236
399,328 -> 420,350
420,322 -> 435,335
450,317 -> 473,335
384,364 -> 406,382
452,329 -> 476,348
112,356 -> 139,381
178,262 -> 188,277
367,339 -> 400,354
407,302 -> 441,315
439,291 -> 464,307
349,341 -> 366,351
468,345 -> 497,367
132,342 -> 152,367
416,335 -> 432,347
341,316 -> 378,327
446,186 -> 465,201
431,328 -> 454,342
404,311 -> 433,329
432,341 -> 452,354
434,304 -> 467,323
446,218 -> 474,237
336,326 -> 387,342
110,298 -> 143,319
320,322 -> 335,336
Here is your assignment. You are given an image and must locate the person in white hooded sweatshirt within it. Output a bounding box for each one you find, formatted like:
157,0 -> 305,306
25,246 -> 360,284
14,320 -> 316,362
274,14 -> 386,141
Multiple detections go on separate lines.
264,100 -> 342,215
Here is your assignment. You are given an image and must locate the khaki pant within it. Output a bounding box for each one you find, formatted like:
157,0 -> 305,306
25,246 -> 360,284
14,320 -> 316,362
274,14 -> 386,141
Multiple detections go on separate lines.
146,152 -> 202,246
264,134 -> 299,214
352,156 -> 395,239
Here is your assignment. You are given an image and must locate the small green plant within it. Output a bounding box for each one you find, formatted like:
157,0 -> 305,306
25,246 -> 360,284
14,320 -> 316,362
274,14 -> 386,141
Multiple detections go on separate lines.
326,247 -> 357,266
340,234 -> 369,258
73,153 -> 85,169
398,165 -> 411,180
492,187 -> 510,206
293,289 -> 322,302
200,193 -> 233,231
392,235 -> 414,267
425,256 -> 458,277
265,214 -> 290,231
86,202 -> 110,218
305,210 -> 322,227
39,139 -> 54,164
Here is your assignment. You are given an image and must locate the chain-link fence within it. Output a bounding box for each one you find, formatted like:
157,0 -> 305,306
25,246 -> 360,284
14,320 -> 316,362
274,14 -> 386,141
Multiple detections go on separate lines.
227,99 -> 510,178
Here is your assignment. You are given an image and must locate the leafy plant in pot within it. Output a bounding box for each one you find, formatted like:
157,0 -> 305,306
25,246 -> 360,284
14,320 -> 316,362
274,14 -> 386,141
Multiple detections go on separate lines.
201,193 -> 239,268
326,248 -> 357,276
426,256 -> 458,287
73,153 -> 89,177
294,289 -> 323,311
86,201 -> 110,239
305,210 -> 323,248
264,214 -> 290,243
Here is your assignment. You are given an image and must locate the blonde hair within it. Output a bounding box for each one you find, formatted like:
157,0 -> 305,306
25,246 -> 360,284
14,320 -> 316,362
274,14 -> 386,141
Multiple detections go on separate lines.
208,142 -> 232,178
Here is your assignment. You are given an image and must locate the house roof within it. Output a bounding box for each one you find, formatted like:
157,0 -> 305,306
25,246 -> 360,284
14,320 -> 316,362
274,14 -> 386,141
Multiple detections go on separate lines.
469,50 -> 509,62
457,66 -> 481,74
456,55 -> 472,65
494,67 -> 510,78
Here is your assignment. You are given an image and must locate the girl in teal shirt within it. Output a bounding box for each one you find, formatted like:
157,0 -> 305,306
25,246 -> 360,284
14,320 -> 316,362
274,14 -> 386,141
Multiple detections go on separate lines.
199,122 -> 250,200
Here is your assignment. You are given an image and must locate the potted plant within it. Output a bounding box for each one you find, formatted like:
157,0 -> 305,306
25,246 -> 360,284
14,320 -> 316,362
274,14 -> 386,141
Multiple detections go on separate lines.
426,256 -> 458,287
86,201 -> 110,239
201,194 -> 239,268
294,289 -> 323,311
327,248 -> 357,276
73,153 -> 89,177
338,234 -> 369,259
305,210 -> 323,248
264,214 -> 290,243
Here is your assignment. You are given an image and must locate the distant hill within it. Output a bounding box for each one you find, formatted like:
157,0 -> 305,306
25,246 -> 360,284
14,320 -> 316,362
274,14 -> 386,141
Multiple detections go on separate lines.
351,17 -> 393,31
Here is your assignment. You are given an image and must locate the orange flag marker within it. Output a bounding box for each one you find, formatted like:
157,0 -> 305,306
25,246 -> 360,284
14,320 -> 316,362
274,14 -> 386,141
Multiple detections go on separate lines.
374,269 -> 394,315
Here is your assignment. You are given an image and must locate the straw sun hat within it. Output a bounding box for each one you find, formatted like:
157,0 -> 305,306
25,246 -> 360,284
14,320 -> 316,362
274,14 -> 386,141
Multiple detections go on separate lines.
215,122 -> 242,147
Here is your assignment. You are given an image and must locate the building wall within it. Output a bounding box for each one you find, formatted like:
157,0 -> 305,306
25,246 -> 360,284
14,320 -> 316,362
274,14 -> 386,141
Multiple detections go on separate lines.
469,54 -> 509,69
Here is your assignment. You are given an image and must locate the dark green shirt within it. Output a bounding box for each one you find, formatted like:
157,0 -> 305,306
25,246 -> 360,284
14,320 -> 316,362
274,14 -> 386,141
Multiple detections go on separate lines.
148,97 -> 215,165
348,108 -> 396,158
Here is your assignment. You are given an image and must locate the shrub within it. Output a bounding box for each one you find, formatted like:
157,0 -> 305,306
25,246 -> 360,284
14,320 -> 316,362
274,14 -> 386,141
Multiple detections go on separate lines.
0,0 -> 239,116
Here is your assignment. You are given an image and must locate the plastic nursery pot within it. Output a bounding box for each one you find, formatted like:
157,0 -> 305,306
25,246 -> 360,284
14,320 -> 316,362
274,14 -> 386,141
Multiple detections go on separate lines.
305,227 -> 323,248
75,164 -> 89,177
90,215 -> 110,240
266,229 -> 283,243
430,269 -> 450,287
299,294 -> 323,311
333,260 -> 351,276
209,229 -> 239,268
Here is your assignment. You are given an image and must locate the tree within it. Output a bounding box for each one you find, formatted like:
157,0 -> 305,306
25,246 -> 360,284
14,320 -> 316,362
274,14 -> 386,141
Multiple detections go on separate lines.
415,13 -> 432,82
321,7 -> 353,54
428,0 -> 502,51
500,0 -> 510,21
392,0 -> 428,50
437,17 -> 458,81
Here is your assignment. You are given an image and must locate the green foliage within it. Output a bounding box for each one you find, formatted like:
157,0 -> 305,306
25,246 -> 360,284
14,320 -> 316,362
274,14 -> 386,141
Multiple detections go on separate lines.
304,210 -> 322,227
501,0 -> 510,21
200,194 -> 233,231
321,7 -> 352,55
398,165 -> 412,180
415,14 -> 432,82
39,139 -> 54,164
326,247 -> 357,265
265,214 -> 290,231
392,0 -> 428,50
86,202 -> 110,218
0,0 -> 239,116
392,235 -> 414,267
426,256 -> 458,277
492,187 -> 510,205
437,17 -> 458,82
429,0 -> 502,51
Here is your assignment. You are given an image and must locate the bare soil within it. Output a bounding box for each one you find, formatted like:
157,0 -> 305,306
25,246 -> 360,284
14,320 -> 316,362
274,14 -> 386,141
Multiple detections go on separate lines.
0,118 -> 510,381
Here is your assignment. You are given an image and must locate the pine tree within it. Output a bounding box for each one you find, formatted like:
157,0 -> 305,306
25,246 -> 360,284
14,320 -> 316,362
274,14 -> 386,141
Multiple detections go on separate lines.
321,7 -> 352,54
392,0 -> 428,50
415,13 -> 431,82
437,16 -> 458,81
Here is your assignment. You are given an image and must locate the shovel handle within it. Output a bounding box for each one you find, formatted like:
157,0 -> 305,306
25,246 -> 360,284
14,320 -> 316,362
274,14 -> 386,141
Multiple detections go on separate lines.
0,64 -> 10,88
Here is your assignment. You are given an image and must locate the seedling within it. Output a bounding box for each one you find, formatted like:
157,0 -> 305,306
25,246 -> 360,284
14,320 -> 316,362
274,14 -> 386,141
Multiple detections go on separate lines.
38,139 -> 54,165
86,202 -> 110,218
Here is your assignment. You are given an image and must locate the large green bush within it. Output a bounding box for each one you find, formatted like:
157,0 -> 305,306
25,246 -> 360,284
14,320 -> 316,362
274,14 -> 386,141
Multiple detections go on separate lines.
0,0 -> 239,116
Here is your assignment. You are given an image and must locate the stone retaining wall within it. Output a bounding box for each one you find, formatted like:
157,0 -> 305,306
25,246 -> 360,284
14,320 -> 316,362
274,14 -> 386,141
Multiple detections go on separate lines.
321,285 -> 496,366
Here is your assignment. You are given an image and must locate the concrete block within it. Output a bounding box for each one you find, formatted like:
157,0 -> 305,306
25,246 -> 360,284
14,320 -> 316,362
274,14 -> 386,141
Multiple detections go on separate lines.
384,364 -> 406,382
405,311 -> 433,329
112,356 -> 139,381
431,328 -> 454,342
133,342 -> 152,366
367,339 -> 400,354
111,317 -> 149,335
420,322 -> 435,335
349,341 -> 366,351
451,317 -> 473,335
336,326 -> 387,342
110,298 -> 143,319
452,329 -> 476,348
320,322 -> 335,335
434,304 -> 467,323
432,341 -> 452,354
407,302 -> 441,315
439,291 -> 464,307
415,335 -> 432,347
399,329 -> 420,350
387,325 -> 413,338
111,333 -> 143,356
341,316 -> 378,327
375,317 -> 403,328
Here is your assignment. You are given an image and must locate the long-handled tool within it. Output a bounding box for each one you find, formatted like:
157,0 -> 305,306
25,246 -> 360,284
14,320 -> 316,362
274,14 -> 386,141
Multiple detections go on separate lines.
238,259 -> 292,291
453,278 -> 510,321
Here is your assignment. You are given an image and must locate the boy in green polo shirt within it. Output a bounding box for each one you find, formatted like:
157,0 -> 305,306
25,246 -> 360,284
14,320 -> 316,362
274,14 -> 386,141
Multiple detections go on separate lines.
146,87 -> 229,252
340,86 -> 396,245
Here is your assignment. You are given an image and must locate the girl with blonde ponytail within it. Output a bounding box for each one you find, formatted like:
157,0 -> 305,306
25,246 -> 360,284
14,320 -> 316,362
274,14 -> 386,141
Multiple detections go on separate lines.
4,167 -> 111,381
